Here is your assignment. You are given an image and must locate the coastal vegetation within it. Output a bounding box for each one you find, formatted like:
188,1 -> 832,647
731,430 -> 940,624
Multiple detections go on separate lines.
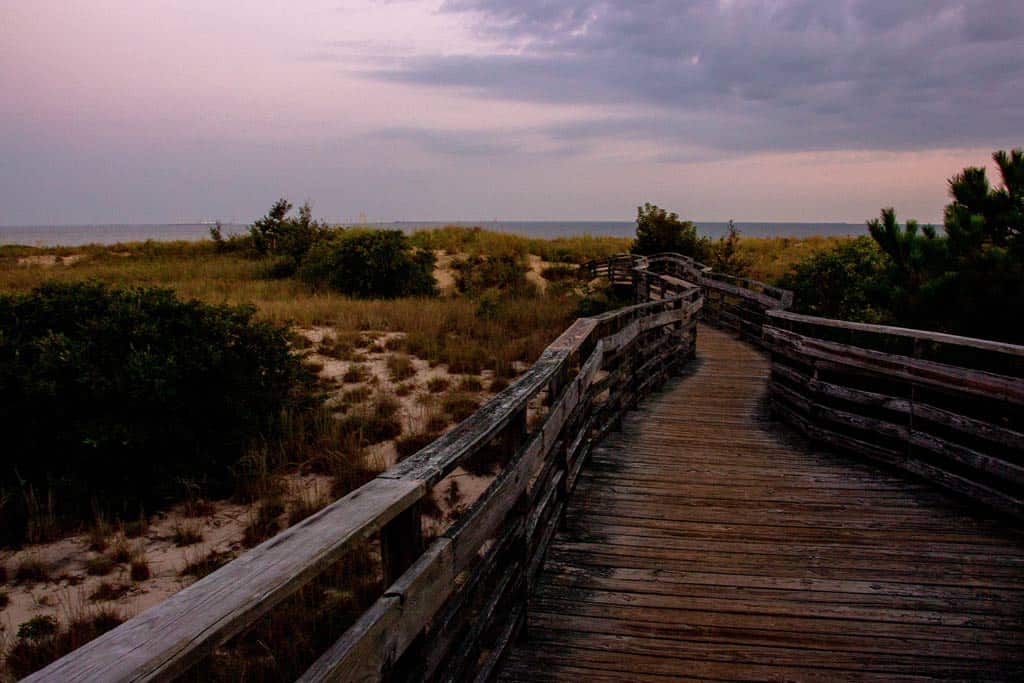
0,282 -> 305,547
779,148 -> 1024,343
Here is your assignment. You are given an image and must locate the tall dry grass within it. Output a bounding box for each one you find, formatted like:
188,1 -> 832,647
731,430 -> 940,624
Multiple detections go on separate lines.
409,225 -> 632,263
736,235 -> 854,283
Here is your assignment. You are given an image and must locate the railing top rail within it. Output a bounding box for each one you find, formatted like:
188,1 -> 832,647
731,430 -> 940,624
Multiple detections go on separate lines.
767,309 -> 1024,358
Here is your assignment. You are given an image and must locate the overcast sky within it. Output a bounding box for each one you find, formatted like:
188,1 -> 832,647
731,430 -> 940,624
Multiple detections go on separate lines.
2,0 -> 1021,224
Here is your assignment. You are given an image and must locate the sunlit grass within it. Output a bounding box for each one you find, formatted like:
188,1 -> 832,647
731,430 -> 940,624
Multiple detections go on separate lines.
737,235 -> 854,283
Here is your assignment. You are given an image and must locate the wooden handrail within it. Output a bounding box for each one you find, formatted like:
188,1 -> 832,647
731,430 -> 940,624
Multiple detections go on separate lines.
765,313 -> 1024,521
29,255 -> 704,682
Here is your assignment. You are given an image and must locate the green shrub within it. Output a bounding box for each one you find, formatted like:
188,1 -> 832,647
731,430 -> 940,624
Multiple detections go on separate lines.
17,616 -> 58,641
442,393 -> 480,422
130,557 -> 151,581
342,364 -> 370,384
776,237 -> 893,322
336,393 -> 402,445
394,430 -> 441,462
573,282 -> 634,318
248,199 -> 334,261
0,281 -> 305,546
452,254 -> 533,296
426,377 -> 449,393
299,229 -> 436,298
386,354 -> 416,381
709,221 -> 752,277
631,202 -> 711,259
7,611 -> 123,679
85,555 -> 116,576
14,560 -> 49,584
242,497 -> 286,548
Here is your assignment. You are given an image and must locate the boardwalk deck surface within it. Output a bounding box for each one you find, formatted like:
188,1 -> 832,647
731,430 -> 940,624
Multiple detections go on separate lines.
497,324 -> 1024,682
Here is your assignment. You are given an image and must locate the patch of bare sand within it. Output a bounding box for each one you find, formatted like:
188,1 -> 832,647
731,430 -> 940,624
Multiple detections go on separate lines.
526,254 -> 556,293
0,474 -> 335,646
16,254 -> 84,267
297,327 -> 504,525
432,250 -> 458,293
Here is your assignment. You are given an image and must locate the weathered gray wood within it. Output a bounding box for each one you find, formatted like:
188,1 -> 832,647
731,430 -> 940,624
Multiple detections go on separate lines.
765,326 -> 1024,405
805,375 -> 1024,450
299,539 -> 456,682
766,316 -> 1024,520
499,323 -> 1024,683
25,477 -> 424,683
768,309 -> 1024,358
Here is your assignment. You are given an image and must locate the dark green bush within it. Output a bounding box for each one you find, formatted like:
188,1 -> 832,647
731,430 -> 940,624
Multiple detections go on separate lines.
0,282 -> 305,546
249,199 -> 333,261
631,202 -> 711,260
776,237 -> 893,322
452,254 -> 533,296
299,229 -> 436,298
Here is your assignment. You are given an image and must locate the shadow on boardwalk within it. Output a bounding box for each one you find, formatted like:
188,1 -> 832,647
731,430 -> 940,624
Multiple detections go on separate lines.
498,324 -> 1024,682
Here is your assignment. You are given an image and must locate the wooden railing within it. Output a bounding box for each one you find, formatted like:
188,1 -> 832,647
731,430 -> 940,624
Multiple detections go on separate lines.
765,311 -> 1024,520
30,258 -> 702,682
584,252 -> 792,343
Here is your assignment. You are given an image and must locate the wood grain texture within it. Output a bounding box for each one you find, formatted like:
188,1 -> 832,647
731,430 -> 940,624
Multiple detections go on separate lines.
497,324 -> 1024,682
23,477 -> 424,683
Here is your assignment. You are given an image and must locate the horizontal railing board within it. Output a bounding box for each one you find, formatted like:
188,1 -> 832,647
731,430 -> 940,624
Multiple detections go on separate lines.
765,326 -> 1024,406
298,539 -> 456,682
24,477 -> 424,682
768,309 -> 1024,358
766,315 -> 1024,521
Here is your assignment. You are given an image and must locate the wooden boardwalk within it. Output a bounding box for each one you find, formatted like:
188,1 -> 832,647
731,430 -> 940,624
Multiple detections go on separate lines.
498,324 -> 1024,682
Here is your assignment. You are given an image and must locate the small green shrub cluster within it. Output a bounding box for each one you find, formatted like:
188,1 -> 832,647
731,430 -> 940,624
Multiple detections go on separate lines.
776,237 -> 893,322
631,203 -> 711,260
214,200 -> 438,299
451,254 -> 533,296
539,263 -> 580,282
0,282 -> 305,546
299,229 -> 436,298
246,200 -> 332,262
6,611 -> 123,679
709,221 -> 753,277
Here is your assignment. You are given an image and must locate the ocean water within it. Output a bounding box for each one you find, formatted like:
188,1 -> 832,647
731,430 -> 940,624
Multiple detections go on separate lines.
0,220 -> 866,247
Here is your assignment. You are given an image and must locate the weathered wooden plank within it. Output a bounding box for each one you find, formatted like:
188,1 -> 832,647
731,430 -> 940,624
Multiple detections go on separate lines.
765,326 -> 1024,404
299,539 -> 456,682
26,477 -> 424,683
802,375 -> 1024,450
768,309 -> 1024,358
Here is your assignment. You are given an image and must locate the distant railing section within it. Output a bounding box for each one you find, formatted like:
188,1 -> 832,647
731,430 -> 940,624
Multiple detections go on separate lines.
765,311 -> 1024,520
589,253 -> 1024,520
31,256 -> 703,682
584,252 -> 793,344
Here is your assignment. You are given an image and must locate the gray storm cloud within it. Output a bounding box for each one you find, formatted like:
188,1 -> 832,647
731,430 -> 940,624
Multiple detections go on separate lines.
371,0 -> 1024,154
